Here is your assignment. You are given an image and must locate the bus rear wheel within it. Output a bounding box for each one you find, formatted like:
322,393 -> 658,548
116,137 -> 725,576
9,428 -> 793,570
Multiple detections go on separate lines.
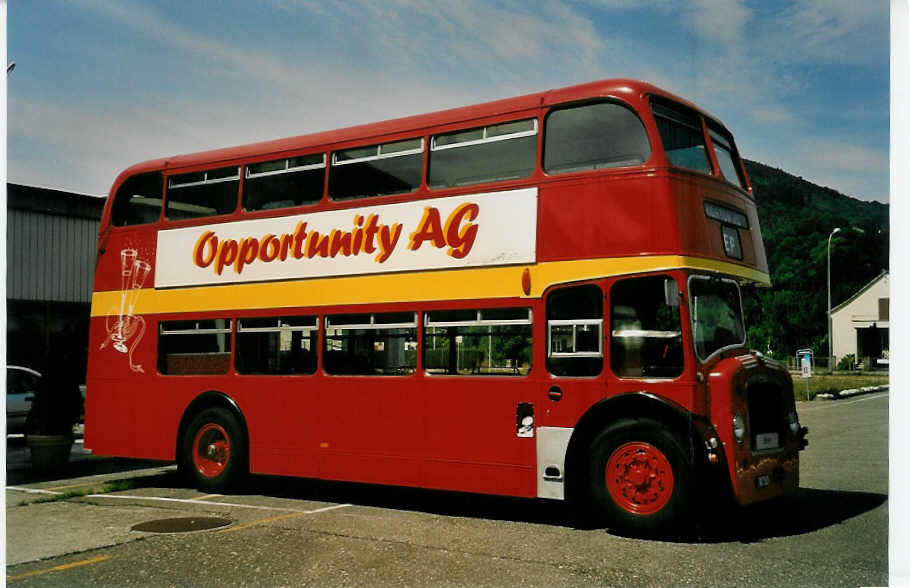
181,407 -> 247,493
586,418 -> 691,536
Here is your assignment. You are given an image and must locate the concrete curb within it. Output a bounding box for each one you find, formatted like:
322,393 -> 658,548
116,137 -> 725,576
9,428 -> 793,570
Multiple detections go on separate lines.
815,385 -> 889,400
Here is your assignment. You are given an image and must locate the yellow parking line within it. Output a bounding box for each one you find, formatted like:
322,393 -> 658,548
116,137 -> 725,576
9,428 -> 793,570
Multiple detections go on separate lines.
218,511 -> 309,534
218,503 -> 351,534
191,493 -> 222,501
7,555 -> 111,582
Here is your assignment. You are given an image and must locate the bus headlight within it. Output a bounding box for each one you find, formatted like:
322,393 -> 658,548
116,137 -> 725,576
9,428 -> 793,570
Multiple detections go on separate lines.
733,413 -> 746,444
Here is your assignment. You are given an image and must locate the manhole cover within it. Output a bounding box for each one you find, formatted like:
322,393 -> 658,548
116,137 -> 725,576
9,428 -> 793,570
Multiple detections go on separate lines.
131,517 -> 232,534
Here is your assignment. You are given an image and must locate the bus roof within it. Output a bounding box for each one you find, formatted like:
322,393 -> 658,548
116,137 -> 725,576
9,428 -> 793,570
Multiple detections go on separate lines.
112,79 -> 720,191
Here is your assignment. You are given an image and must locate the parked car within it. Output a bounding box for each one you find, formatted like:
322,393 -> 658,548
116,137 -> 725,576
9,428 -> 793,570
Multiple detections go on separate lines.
6,366 -> 42,435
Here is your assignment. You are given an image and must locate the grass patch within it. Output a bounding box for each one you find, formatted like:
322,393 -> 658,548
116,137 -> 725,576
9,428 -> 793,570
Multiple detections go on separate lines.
793,373 -> 889,401
18,478 -> 141,506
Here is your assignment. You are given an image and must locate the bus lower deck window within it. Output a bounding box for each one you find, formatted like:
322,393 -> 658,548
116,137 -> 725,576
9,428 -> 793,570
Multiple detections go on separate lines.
323,313 -> 417,375
158,320 -> 232,375
424,308 -> 532,376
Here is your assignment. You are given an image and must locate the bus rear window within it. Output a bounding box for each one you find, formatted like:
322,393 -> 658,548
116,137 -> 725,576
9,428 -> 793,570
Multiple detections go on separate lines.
651,101 -> 711,174
110,172 -> 163,226
544,102 -> 650,174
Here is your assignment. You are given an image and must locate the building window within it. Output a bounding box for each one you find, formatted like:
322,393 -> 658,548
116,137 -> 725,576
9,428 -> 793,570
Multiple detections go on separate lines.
330,138 -> 423,200
879,298 -> 889,321
323,312 -> 417,375
544,102 -> 650,174
236,316 -> 318,374
424,308 -> 532,376
429,119 -> 537,188
166,167 -> 240,220
159,319 -> 232,375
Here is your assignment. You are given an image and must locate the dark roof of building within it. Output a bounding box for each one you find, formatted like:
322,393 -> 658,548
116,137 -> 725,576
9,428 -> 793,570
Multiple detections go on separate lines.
7,183 -> 104,220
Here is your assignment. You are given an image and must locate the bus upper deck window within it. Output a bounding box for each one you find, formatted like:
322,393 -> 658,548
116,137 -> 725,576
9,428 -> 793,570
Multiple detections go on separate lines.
544,102 -> 650,174
110,172 -> 163,226
166,167 -> 240,220
330,139 -> 423,200
244,154 -> 325,211
429,119 -> 537,188
651,100 -> 712,175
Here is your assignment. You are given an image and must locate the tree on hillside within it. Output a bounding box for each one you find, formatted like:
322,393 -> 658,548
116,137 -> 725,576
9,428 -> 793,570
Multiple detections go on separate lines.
742,161 -> 888,361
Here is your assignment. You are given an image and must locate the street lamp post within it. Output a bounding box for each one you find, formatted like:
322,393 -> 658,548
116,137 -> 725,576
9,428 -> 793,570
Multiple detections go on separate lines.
827,227 -> 841,368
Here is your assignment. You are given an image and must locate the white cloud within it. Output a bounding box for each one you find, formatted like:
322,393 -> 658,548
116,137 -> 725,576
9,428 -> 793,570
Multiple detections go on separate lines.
770,0 -> 888,66
684,0 -> 751,46
750,106 -> 797,126
799,138 -> 888,173
10,0 -> 887,204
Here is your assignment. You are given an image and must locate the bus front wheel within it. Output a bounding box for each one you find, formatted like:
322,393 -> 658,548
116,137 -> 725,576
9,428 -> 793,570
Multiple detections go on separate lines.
181,407 -> 247,493
586,418 -> 691,536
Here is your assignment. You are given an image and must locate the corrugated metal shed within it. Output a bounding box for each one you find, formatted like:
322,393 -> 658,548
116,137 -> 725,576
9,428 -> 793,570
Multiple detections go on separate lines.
6,184 -> 105,303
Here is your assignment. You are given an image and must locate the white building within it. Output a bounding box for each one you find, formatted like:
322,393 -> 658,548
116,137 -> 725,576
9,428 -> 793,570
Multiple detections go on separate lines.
830,271 -> 889,369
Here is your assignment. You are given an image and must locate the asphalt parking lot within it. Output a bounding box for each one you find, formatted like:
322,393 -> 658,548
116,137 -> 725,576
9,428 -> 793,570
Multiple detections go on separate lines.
6,392 -> 889,586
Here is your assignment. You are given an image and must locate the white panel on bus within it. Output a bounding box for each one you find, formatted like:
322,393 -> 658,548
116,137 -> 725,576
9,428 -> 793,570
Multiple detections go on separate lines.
537,426 -> 574,500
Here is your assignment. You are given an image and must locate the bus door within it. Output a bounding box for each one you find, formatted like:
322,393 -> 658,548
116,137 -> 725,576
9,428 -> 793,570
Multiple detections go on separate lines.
536,283 -> 606,499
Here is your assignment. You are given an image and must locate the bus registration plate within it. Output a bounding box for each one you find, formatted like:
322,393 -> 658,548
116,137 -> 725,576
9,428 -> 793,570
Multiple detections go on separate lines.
755,433 -> 779,451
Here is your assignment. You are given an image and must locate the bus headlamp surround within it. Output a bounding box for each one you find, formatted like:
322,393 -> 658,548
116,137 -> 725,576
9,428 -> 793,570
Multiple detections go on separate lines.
733,413 -> 746,444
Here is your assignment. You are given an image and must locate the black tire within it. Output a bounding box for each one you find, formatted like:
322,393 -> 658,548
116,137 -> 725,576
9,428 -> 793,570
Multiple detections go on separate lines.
585,418 -> 692,536
180,407 -> 248,493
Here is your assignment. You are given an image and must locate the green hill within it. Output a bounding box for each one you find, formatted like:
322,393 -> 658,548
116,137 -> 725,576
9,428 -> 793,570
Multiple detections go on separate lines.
741,160 -> 888,361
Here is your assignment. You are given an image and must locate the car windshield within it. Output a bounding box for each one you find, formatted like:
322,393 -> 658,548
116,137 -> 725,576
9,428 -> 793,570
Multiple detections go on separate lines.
689,276 -> 746,360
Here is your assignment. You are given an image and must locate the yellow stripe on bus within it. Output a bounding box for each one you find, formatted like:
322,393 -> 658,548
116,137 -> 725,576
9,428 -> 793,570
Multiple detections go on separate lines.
90,255 -> 769,317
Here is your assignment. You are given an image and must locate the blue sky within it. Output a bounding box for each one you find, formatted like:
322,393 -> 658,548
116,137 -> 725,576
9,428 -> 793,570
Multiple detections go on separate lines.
7,0 -> 890,202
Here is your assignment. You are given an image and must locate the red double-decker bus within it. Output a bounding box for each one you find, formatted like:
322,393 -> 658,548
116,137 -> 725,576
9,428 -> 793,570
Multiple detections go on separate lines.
85,79 -> 807,534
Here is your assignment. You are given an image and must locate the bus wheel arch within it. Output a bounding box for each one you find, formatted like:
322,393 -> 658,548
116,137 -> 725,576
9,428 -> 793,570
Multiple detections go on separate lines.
176,392 -> 249,492
564,392 -> 703,534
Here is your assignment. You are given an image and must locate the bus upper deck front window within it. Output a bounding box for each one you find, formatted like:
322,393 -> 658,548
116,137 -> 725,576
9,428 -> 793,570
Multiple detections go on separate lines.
708,127 -> 745,189
651,100 -> 711,174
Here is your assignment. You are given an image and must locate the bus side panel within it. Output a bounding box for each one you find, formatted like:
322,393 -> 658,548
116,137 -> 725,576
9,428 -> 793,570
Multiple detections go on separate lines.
421,377 -> 537,498
537,175 -> 672,262
230,376 -> 322,479
305,376 -> 425,488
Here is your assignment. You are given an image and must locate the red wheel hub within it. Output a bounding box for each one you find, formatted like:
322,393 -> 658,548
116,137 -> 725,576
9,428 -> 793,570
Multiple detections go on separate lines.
192,423 -> 231,478
605,441 -> 674,515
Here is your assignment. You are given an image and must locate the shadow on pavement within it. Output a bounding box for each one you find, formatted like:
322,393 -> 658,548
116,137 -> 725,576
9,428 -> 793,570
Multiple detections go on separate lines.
10,449 -> 885,545
6,436 -> 169,486
691,487 -> 887,544
241,474 -> 576,528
